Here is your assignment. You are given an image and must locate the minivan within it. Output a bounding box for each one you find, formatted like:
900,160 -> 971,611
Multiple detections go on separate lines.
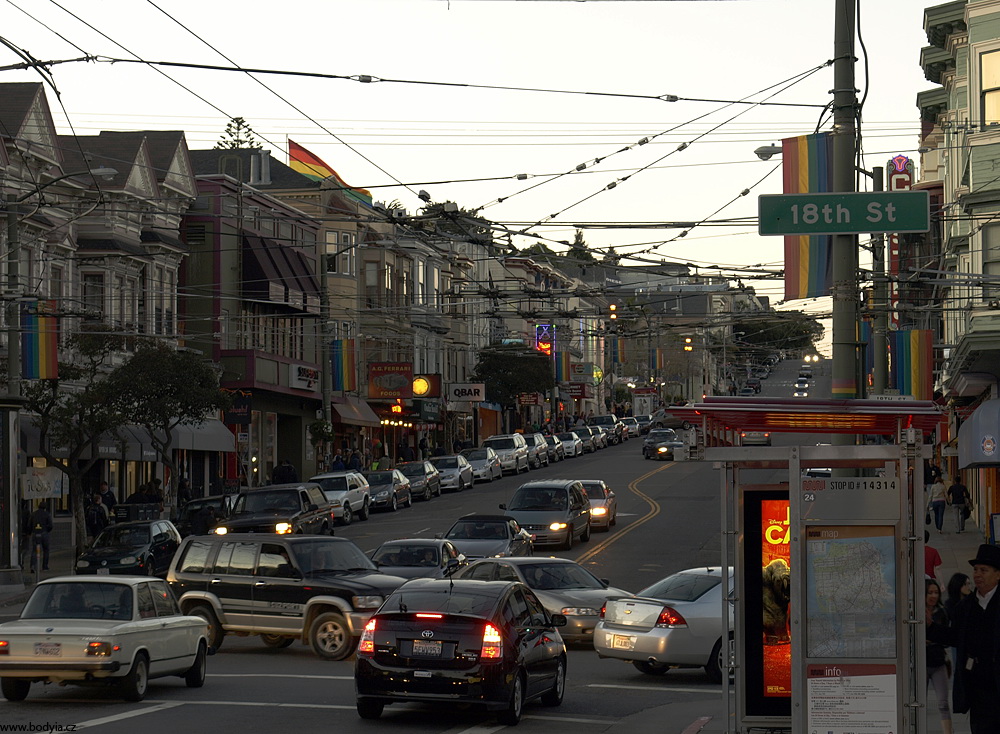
482,434 -> 530,474
500,479 -> 592,550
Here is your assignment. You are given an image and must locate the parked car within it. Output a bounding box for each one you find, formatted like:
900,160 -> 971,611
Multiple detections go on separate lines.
0,576 -> 211,701
460,447 -> 503,482
544,434 -> 566,462
576,426 -> 605,450
649,408 -> 693,431
642,428 -> 685,460
745,377 -> 762,393
589,414 -> 625,444
355,577 -> 568,724
429,454 -> 475,491
594,566 -> 733,683
363,469 -> 412,511
482,434 -> 530,474
213,483 -> 335,536
578,480 -> 617,530
441,514 -> 533,559
309,471 -> 371,525
621,416 -> 641,438
557,431 -> 586,456
453,557 -> 629,644
740,431 -> 771,446
738,387 -> 756,397
167,534 -> 407,659
500,480 -> 591,550
395,461 -> 442,501
175,495 -> 236,537
525,432 -> 551,469
634,414 -> 652,434
75,520 -> 181,577
369,538 -> 467,579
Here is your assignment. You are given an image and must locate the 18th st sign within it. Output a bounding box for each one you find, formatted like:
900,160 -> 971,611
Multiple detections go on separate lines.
758,191 -> 930,236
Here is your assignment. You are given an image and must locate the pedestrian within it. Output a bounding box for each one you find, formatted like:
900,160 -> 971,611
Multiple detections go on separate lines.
347,451 -> 362,471
418,435 -> 429,459
926,530 -> 943,581
99,481 -> 117,513
927,544 -> 1000,732
27,500 -> 53,572
177,478 -> 193,509
928,475 -> 948,532
401,443 -> 415,462
125,483 -> 149,504
926,578 -> 954,734
85,492 -> 108,544
330,454 -> 346,470
376,453 -> 392,470
946,572 -> 974,665
147,478 -> 165,512
948,477 -> 972,533
272,459 -> 298,484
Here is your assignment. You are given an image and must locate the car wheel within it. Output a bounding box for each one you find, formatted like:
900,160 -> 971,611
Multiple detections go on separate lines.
541,657 -> 566,706
357,697 -> 384,720
423,486 -> 432,501
705,637 -> 726,684
320,522 -> 331,536
184,641 -> 207,688
358,501 -> 370,521
340,506 -> 353,526
309,612 -> 354,660
563,527 -> 574,551
260,634 -> 294,649
610,511 -> 617,527
145,558 -> 157,576
632,660 -> 670,676
189,603 -> 224,650
580,523 -> 591,542
121,651 -> 149,702
404,491 -> 413,508
389,495 -> 398,512
497,671 -> 525,726
1,678 -> 30,701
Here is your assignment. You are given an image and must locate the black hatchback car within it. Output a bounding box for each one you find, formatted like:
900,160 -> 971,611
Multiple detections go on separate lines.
355,578 -> 568,724
75,519 -> 181,577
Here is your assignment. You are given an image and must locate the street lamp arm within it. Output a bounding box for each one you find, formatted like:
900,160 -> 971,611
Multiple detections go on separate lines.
13,167 -> 117,203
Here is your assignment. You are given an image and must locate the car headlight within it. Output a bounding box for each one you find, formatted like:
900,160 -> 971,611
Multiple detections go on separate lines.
329,500 -> 342,507
591,507 -> 608,516
549,522 -> 568,531
120,556 -> 138,565
561,607 -> 599,616
375,490 -> 389,498
214,527 -> 228,535
352,595 -> 383,611
657,446 -> 669,453
76,560 -> 90,568
275,522 -> 292,534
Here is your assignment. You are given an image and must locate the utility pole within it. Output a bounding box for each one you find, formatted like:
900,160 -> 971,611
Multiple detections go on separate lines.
870,167 -> 889,395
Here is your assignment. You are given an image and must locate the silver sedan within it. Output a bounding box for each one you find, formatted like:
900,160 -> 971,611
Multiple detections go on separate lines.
579,479 -> 617,531
460,447 -> 503,482
429,454 -> 474,492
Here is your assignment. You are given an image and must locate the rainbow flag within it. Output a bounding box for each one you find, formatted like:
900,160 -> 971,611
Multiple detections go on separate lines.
331,339 -> 357,392
782,133 -> 834,301
21,299 -> 58,379
288,139 -> 373,207
889,329 -> 933,400
555,351 -> 571,382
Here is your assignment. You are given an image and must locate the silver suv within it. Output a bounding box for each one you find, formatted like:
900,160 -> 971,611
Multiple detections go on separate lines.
309,471 -> 371,525
482,434 -> 529,474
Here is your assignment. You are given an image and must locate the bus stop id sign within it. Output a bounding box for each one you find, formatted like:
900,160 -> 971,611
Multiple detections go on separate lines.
758,191 -> 930,236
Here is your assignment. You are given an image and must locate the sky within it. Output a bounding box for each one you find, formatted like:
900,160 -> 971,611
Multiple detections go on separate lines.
1,0 -> 941,318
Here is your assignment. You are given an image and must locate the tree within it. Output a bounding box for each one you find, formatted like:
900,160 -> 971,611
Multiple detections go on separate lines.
420,201 -> 494,246
728,311 -> 824,356
565,229 -> 596,264
214,116 -> 263,149
22,325 -> 128,554
106,343 -> 231,509
472,346 -> 554,410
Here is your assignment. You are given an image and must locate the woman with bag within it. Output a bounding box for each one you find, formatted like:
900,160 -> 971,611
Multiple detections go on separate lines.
947,477 -> 971,532
926,578 -> 954,734
928,476 -> 948,532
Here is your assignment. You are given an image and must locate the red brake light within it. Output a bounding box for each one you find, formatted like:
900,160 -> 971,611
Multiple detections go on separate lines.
655,606 -> 688,627
358,618 -> 376,655
599,603 -> 606,619
0,640 -> 8,655
416,613 -> 442,619
481,623 -> 503,659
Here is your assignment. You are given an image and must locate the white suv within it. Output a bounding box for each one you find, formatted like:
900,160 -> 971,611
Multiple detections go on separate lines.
482,434 -> 530,474
309,471 -> 371,525
525,433 -> 550,469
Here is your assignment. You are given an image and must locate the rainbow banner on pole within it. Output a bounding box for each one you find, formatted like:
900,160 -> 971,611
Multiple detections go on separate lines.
288,139 -> 373,207
21,299 -> 58,380
889,329 -> 933,400
331,339 -> 357,392
656,348 -> 665,370
555,351 -> 571,382
782,132 -> 834,301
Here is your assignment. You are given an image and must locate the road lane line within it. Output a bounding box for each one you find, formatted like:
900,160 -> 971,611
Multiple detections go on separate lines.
210,673 -> 353,680
576,463 -> 676,564
76,702 -> 182,729
169,699 -> 356,709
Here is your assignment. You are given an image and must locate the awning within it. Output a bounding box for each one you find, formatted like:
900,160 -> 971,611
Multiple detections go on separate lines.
331,397 -> 380,427
171,419 -> 236,452
21,422 -> 157,461
959,399 -> 1000,468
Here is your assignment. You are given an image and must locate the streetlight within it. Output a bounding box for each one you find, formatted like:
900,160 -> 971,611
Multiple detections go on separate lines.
1,167 -> 117,587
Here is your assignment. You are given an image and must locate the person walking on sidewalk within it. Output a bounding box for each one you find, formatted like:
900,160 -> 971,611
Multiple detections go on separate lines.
948,477 -> 972,533
928,475 -> 949,532
27,500 -> 53,572
926,578 -> 954,734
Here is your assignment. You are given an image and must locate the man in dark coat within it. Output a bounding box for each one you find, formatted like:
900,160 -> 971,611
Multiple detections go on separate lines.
928,543 -> 1000,732
27,500 -> 53,571
272,460 -> 298,484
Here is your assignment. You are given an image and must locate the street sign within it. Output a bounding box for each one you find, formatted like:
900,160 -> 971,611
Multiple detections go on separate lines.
758,191 -> 930,236
868,394 -> 914,401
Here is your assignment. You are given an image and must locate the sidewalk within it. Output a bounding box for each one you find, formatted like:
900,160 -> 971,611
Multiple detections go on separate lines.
0,515 -> 78,609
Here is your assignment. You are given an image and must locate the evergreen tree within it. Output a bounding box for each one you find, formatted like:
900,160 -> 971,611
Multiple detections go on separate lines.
214,117 -> 263,149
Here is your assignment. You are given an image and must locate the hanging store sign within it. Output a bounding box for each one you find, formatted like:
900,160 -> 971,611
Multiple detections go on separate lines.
369,363 -> 413,399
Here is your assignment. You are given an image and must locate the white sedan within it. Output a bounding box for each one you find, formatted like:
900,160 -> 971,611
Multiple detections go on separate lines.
556,431 -> 584,457
0,576 -> 212,702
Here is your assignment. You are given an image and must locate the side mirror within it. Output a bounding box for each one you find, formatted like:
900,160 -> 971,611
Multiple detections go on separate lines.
498,503 -> 507,510
433,533 -> 443,539
549,613 -> 568,628
600,578 -> 610,587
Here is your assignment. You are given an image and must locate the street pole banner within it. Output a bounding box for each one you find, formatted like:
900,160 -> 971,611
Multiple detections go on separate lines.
22,466 -> 63,499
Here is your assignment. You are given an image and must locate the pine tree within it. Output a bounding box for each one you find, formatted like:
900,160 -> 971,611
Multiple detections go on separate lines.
214,117 -> 263,149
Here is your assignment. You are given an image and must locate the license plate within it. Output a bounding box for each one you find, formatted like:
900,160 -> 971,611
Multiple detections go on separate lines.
411,639 -> 442,657
97,568 -> 110,575
612,635 -> 635,650
34,643 -> 61,657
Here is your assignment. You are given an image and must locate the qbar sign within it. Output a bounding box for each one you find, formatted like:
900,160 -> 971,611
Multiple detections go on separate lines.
447,383 -> 486,402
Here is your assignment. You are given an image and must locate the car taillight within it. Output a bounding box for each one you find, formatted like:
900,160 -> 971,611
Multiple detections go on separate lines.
655,606 -> 688,628
480,623 -> 502,660
358,618 -> 376,656
0,640 -> 8,655
599,604 -> 606,619
86,641 -> 113,657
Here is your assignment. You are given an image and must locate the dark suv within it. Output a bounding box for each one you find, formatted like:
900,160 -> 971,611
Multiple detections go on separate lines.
167,534 -> 407,659
213,483 -> 335,536
589,414 -> 626,444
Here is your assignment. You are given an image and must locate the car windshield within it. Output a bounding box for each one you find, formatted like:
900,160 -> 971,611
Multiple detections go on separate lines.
94,525 -> 150,547
446,520 -> 509,540
591,417 -> 614,425
647,429 -> 677,442
22,582 -> 137,620
397,464 -> 426,477
373,545 -> 439,567
291,539 -> 376,574
384,589 -> 496,617
431,457 -> 458,469
484,438 -> 514,450
462,449 -> 488,461
544,437 -> 558,445
557,433 -> 577,441
638,572 -> 721,601
233,490 -> 300,514
581,484 -> 606,500
314,476 -> 348,493
520,562 -> 604,591
507,487 -> 568,511
365,472 -> 394,485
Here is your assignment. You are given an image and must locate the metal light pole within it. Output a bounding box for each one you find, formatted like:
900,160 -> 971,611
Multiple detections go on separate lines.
870,167 -> 889,395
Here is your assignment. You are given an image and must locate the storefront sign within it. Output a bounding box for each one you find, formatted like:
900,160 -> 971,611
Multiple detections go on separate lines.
413,374 -> 442,398
563,383 -> 592,399
517,393 -> 544,406
22,467 -> 63,499
290,364 -> 321,391
369,363 -> 413,399
447,383 -> 486,402
223,390 -> 252,425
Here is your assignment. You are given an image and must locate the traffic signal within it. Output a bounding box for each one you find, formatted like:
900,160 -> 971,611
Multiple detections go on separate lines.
684,337 -> 693,352
609,304 -> 617,320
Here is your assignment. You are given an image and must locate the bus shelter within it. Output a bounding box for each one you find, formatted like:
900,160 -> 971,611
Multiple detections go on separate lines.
666,397 -> 944,734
